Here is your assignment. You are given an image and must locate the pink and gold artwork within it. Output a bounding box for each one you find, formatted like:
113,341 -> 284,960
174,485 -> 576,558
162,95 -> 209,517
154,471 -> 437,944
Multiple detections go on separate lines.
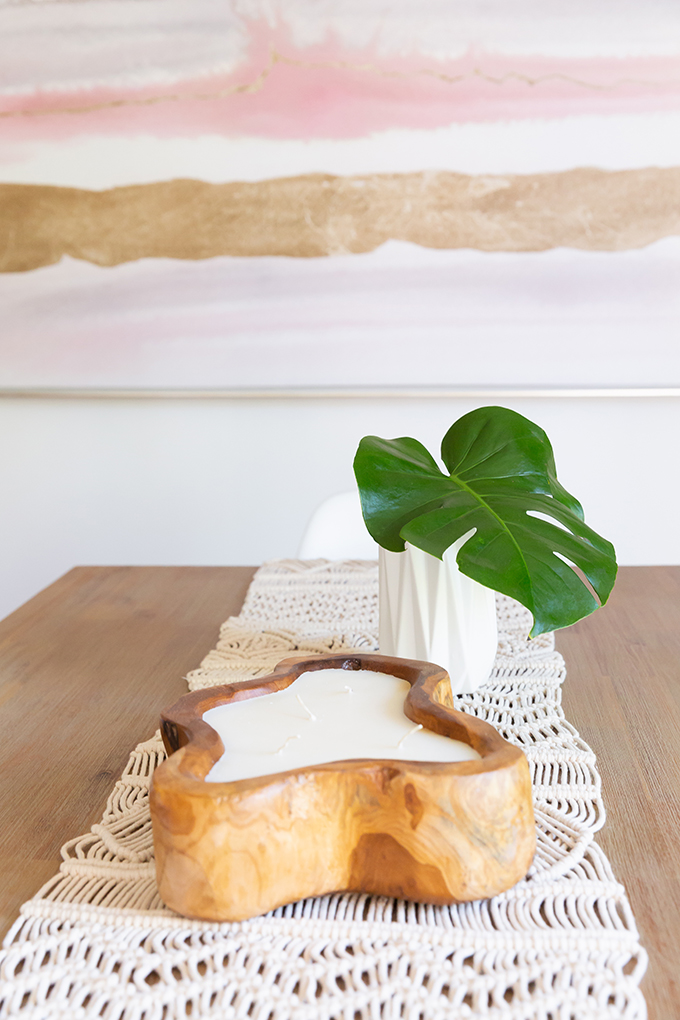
1,0 -> 679,390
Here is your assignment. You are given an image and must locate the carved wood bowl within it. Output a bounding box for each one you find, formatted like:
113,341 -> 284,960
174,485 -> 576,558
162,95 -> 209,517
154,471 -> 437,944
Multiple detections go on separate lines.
150,653 -> 535,921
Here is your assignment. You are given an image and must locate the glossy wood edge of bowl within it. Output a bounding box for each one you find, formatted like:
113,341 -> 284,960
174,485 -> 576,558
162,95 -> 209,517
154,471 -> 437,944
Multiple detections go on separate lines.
156,652 -> 521,793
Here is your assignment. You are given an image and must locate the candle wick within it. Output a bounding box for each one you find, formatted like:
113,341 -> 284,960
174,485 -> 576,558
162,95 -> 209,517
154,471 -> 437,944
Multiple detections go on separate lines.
296,693 -> 317,721
275,734 -> 301,755
343,685 -> 353,694
396,723 -> 423,749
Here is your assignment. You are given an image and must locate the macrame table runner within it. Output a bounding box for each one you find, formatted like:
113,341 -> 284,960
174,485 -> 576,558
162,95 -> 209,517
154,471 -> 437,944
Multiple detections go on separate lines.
0,560 -> 647,1019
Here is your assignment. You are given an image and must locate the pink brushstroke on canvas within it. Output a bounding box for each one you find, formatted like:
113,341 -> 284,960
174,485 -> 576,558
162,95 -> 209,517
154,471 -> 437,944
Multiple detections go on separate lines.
2,246 -> 679,389
1,20 -> 680,143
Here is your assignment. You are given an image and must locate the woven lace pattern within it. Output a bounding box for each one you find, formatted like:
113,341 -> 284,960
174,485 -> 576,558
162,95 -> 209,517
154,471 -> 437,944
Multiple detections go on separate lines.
0,560 -> 647,1019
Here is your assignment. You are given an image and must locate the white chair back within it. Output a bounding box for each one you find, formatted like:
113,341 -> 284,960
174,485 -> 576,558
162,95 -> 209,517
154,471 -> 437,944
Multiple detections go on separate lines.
298,491 -> 378,560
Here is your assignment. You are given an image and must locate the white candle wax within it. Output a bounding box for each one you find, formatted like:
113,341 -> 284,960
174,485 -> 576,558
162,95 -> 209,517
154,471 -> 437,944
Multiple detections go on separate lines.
204,668 -> 480,783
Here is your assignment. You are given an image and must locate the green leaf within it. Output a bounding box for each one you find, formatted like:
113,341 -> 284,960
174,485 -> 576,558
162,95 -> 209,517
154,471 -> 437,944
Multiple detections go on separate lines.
353,406 -> 617,636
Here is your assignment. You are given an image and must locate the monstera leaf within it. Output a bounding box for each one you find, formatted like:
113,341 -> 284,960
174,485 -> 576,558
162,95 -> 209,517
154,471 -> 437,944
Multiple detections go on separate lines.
353,406 -> 616,636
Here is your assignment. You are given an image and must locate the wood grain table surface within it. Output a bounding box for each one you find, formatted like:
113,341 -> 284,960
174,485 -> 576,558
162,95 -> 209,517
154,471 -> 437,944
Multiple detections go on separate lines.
0,564 -> 678,1018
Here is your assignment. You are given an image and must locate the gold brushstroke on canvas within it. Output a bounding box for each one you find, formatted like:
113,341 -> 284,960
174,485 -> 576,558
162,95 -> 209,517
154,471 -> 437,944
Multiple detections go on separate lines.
1,167 -> 679,272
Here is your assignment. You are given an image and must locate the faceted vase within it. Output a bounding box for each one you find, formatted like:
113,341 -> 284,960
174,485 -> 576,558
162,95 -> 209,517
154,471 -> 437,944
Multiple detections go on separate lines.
379,535 -> 498,696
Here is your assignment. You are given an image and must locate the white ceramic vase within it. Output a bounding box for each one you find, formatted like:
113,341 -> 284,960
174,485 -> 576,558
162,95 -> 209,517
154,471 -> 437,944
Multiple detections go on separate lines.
379,534 -> 498,695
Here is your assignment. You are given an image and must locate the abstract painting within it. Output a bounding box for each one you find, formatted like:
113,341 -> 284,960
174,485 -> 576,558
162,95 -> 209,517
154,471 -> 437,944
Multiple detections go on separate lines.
1,0 -> 679,390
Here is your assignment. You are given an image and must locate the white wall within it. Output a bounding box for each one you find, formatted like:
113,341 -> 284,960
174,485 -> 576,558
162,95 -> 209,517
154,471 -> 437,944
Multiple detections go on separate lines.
0,394 -> 676,620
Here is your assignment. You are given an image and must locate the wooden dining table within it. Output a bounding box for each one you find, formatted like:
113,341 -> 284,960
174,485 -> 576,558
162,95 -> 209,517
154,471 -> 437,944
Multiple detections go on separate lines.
0,564 -> 678,1017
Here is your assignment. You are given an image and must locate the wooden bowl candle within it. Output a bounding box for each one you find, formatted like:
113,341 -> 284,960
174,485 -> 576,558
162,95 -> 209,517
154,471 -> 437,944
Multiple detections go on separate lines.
150,653 -> 535,922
